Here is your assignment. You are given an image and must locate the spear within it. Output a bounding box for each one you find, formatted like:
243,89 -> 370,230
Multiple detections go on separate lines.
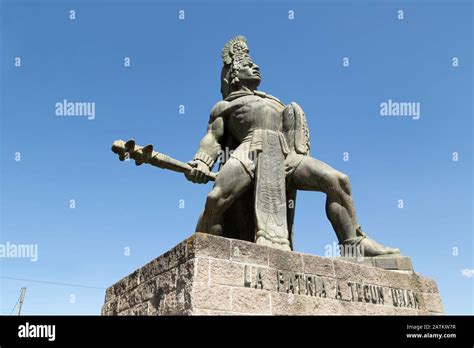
111,139 -> 217,181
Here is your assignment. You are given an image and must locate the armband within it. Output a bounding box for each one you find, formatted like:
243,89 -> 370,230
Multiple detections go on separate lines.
193,152 -> 215,168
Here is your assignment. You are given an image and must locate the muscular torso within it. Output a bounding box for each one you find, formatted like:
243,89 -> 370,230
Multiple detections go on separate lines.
221,95 -> 285,142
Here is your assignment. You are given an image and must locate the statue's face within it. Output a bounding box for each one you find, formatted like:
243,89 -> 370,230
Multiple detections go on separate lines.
236,58 -> 261,87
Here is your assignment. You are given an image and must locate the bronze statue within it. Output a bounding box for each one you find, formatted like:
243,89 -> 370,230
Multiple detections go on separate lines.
112,36 -> 400,257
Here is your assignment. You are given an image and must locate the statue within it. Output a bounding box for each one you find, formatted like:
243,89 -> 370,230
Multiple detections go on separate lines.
112,36 -> 400,257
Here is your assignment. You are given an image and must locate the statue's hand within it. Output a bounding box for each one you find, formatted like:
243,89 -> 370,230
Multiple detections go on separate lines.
185,160 -> 211,184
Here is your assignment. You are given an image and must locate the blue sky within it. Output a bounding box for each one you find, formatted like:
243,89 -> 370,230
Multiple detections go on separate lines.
1,0 -> 472,315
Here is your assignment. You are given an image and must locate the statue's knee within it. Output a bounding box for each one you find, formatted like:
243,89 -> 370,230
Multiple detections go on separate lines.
325,171 -> 350,195
206,187 -> 222,205
323,173 -> 338,191
206,187 -> 230,210
337,172 -> 351,194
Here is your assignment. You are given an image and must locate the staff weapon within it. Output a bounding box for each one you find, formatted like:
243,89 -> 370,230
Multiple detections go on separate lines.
111,139 -> 217,182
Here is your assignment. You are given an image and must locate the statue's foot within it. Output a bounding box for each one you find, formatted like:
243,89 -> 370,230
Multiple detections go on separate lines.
341,226 -> 400,257
357,237 -> 400,257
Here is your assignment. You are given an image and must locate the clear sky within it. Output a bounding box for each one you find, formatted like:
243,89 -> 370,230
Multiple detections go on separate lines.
1,0 -> 472,315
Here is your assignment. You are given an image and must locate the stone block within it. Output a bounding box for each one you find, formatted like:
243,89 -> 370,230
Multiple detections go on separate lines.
422,293 -> 444,313
302,254 -> 335,277
112,269 -> 140,298
209,259 -> 244,286
102,233 -> 443,316
194,257 -> 210,283
416,276 -> 440,293
101,299 -> 119,316
192,283 -> 232,311
187,232 -> 231,260
366,303 -> 394,315
231,287 -> 271,314
268,247 -> 303,272
230,239 -> 269,266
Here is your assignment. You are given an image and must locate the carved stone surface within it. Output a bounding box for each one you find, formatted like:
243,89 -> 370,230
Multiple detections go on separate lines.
102,233 -> 443,316
332,255 -> 414,271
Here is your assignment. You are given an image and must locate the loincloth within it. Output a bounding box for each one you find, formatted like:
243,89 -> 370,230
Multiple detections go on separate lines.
228,129 -> 305,179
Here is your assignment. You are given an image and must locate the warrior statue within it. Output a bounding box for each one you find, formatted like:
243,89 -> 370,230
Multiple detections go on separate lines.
112,35 -> 400,256
184,36 -> 399,256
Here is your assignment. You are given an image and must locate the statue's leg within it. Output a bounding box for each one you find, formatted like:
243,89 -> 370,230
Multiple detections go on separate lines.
196,158 -> 252,236
290,156 -> 358,242
290,156 -> 399,256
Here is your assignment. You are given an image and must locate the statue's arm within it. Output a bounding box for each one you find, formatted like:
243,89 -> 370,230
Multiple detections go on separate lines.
185,101 -> 227,184
192,101 -> 227,170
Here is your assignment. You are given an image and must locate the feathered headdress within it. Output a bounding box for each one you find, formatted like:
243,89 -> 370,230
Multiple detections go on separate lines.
220,36 -> 252,98
221,35 -> 249,65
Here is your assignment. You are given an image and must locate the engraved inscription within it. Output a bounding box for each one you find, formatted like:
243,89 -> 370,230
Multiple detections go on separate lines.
243,267 -> 421,309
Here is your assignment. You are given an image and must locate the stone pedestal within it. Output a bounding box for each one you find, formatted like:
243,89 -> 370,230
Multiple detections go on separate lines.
101,233 -> 443,315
